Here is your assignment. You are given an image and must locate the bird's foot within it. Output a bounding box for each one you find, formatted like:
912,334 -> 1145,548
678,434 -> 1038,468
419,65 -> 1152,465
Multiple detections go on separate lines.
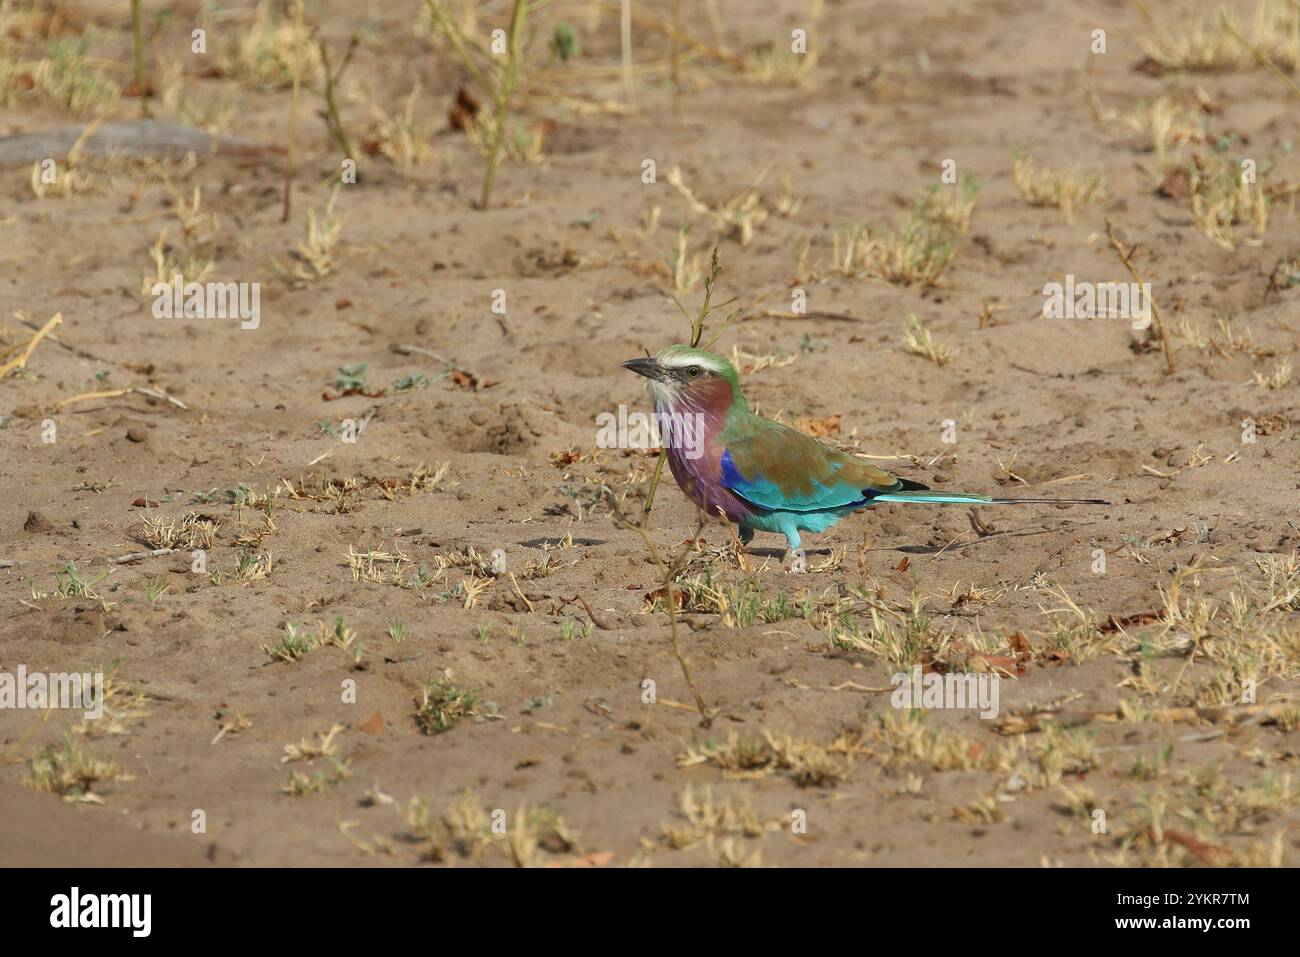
787,547 -> 807,574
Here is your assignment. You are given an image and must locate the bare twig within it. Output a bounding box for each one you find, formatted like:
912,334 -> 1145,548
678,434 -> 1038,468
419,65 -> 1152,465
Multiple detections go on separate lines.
133,386 -> 189,410
1105,219 -> 1174,374
15,316 -> 105,362
643,246 -> 733,516
282,0 -> 305,223
563,594 -> 614,630
0,313 -> 62,377
602,0 -> 743,68
744,309 -> 863,323
319,33 -> 360,163
130,0 -> 151,118
620,0 -> 636,106
109,548 -> 175,565
507,570 -> 534,612
607,491 -> 712,725
480,0 -> 528,208
52,385 -> 188,412
423,0 -> 493,96
1219,11 -> 1300,101
670,0 -> 683,120
389,343 -> 453,364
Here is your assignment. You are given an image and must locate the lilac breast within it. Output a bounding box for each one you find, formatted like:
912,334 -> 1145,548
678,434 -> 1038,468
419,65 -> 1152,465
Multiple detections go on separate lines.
660,419 -> 755,525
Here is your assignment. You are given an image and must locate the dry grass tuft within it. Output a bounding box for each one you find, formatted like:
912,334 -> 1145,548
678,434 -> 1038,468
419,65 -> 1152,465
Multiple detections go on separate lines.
405,792 -> 578,866
741,0 -> 823,87
677,727 -> 865,786
212,0 -> 321,89
659,785 -> 777,865
1253,356 -> 1292,390
665,166 -> 802,247
874,710 -> 1015,771
277,186 -> 343,285
0,35 -> 119,114
366,82 -> 436,178
1012,150 -> 1105,222
902,313 -> 957,366
1183,153 -> 1269,249
24,733 -> 130,803
262,616 -> 358,663
1140,0 -> 1300,74
802,178 -> 976,287
138,511 -> 219,550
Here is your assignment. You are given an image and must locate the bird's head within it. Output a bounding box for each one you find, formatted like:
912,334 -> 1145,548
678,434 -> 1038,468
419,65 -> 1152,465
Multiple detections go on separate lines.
622,344 -> 745,413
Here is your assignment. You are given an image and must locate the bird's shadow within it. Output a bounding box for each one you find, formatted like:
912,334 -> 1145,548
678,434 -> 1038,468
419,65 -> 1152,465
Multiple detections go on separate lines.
890,521 -> 1099,555
748,520 -> 1098,558
515,520 -> 1097,557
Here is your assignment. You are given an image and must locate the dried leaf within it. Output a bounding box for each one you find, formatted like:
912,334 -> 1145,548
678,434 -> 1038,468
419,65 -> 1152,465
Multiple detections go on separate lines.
796,414 -> 842,438
450,369 -> 478,391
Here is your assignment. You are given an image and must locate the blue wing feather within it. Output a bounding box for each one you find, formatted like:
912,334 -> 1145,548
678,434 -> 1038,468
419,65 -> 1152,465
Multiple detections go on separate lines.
721,449 -> 877,513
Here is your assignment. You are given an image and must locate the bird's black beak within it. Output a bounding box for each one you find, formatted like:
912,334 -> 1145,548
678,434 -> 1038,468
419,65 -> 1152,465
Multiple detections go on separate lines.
622,357 -> 666,382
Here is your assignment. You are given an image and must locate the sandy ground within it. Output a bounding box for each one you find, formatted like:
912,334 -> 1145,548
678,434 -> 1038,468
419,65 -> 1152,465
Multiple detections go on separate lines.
1,0 -> 1298,867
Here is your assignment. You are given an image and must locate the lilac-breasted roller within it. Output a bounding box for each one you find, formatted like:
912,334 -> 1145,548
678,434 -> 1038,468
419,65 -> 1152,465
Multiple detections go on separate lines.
623,344 -> 1107,572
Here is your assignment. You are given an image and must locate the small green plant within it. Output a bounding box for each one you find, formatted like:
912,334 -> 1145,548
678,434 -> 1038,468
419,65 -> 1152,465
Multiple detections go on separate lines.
263,616 -> 358,662
551,23 -> 580,61
559,613 -> 592,641
324,615 -> 361,662
414,674 -> 479,734
428,0 -> 526,207
32,36 -> 121,113
234,548 -> 272,582
24,733 -> 129,803
424,0 -> 575,207
1131,743 -> 1176,781
334,363 -> 367,391
46,562 -> 110,599
392,372 -> 436,391
1271,254 -> 1300,290
265,621 -> 313,662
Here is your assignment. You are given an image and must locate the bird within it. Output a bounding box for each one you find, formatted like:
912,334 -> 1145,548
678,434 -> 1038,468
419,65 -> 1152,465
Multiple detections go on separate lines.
623,344 -> 1108,572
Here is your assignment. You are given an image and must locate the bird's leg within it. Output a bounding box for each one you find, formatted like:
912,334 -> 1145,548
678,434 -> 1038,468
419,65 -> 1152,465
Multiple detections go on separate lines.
738,525 -> 754,551
784,532 -> 806,574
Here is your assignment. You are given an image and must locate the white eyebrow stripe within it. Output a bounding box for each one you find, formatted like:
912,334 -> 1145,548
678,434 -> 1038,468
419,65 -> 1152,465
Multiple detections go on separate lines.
659,353 -> 725,372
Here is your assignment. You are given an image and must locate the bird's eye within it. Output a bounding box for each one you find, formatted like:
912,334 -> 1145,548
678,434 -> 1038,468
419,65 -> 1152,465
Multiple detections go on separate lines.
687,365 -> 702,377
